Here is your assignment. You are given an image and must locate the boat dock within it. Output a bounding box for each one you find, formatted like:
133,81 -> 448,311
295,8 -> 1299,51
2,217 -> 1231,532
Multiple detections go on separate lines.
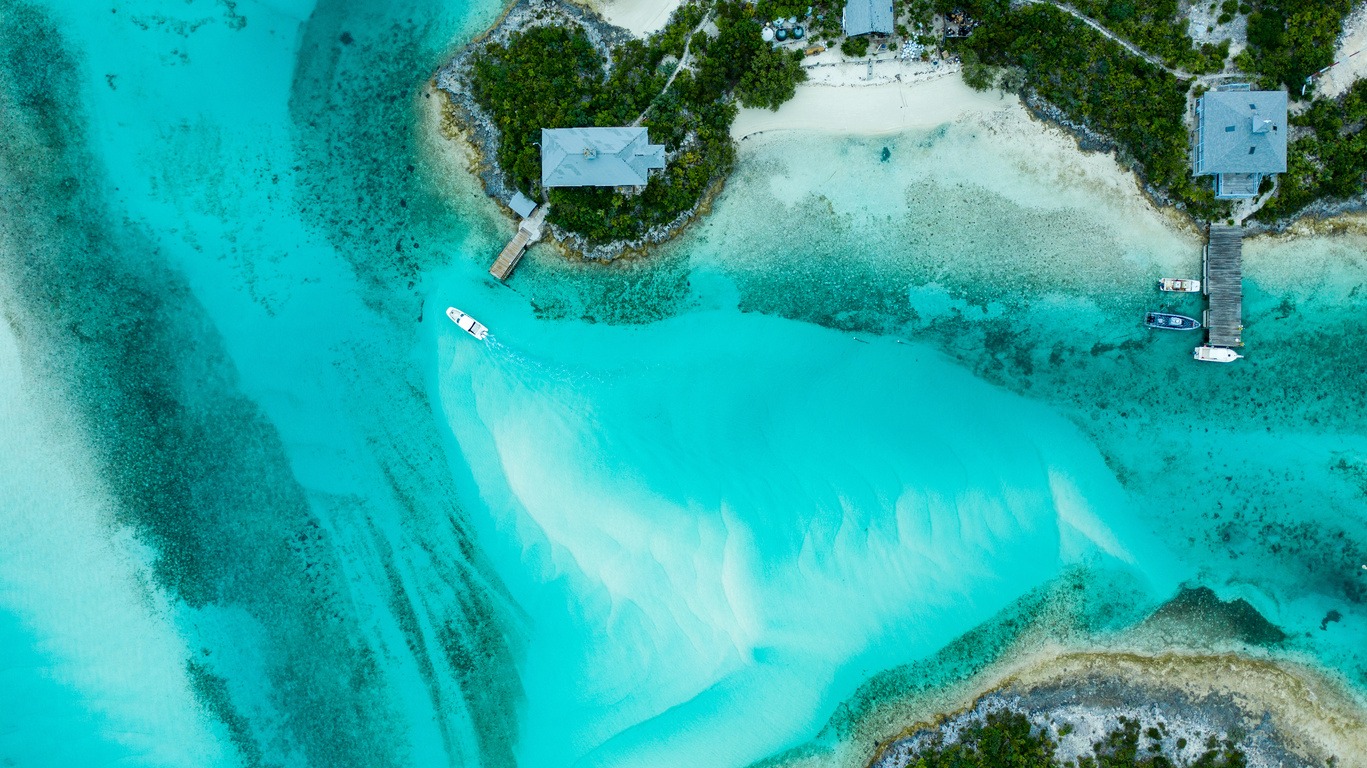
490,204 -> 548,282
1202,224 -> 1244,348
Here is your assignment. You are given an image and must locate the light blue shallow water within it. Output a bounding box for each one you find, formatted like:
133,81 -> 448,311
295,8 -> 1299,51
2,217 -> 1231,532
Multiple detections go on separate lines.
1,0 -> 1365,766
434,302 -> 1184,766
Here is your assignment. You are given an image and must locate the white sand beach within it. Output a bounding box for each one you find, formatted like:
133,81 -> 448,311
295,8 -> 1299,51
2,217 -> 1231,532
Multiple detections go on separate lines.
732,75 -> 1012,139
536,0 -> 1017,141
589,0 -> 683,36
1316,2 -> 1367,99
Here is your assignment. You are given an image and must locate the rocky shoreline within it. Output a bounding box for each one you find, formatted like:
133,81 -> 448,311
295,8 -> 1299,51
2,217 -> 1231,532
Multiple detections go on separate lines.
1244,192 -> 1367,236
434,1 -> 1363,265
870,652 -> 1365,768
1022,93 -> 1186,219
875,679 -> 1304,767
1022,90 -> 1367,235
434,0 -> 631,208
433,0 -> 723,262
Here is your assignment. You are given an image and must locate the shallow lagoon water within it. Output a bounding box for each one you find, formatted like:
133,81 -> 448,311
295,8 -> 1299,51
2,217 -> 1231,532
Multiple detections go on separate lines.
1,0 -> 1365,767
435,304 -> 1182,766
464,124 -> 1367,763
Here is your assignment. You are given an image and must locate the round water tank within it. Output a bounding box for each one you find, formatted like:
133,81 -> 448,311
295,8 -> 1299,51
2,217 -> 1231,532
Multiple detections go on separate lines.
761,26 -> 775,42
775,28 -> 788,41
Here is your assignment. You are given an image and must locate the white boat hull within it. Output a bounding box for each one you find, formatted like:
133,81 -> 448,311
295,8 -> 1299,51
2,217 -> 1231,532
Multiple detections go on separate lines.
447,307 -> 489,340
1159,278 -> 1201,292
1193,345 -> 1241,363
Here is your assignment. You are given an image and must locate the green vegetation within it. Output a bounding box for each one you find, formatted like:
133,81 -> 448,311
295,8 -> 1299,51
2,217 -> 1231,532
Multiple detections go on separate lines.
902,711 -> 1251,767
1255,80 -> 1367,221
1065,0 -> 1229,74
905,710 -> 1057,766
840,35 -> 870,57
469,0 -> 805,244
468,0 -> 1360,236
472,26 -> 606,192
1078,718 -> 1249,767
755,0 -> 936,48
1237,0 -> 1354,93
757,0 -> 842,43
931,0 -> 1364,220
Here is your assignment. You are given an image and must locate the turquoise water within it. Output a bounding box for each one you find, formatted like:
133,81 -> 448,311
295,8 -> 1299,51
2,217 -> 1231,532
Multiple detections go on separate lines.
435,304 -> 1183,766
1,1 -> 1366,767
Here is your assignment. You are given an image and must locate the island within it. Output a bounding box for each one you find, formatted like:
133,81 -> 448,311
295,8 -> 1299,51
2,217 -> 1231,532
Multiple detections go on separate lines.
436,0 -> 1367,273
866,650 -> 1366,768
436,0 -> 807,261
944,0 -> 1367,225
6,0 -> 1367,766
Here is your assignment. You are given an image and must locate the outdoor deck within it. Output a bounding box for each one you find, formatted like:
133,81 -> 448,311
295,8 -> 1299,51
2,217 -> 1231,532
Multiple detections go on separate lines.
489,204 -> 547,281
1203,225 -> 1243,348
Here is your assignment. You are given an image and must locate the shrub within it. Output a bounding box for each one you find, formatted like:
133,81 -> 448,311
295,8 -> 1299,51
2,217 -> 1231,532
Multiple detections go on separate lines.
840,35 -> 870,57
1243,0 -> 1354,93
468,0 -> 803,244
1255,80 -> 1367,221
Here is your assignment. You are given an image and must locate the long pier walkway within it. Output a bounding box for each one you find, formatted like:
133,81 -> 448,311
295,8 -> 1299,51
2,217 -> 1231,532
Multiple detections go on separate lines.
1203,225 -> 1243,348
490,204 -> 548,281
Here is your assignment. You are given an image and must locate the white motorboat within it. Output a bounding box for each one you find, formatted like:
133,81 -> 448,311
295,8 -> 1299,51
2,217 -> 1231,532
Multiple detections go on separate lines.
1193,345 -> 1241,363
446,307 -> 489,340
1158,277 -> 1201,292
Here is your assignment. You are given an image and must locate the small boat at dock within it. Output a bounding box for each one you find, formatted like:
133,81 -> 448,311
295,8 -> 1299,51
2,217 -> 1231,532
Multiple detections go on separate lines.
1146,312 -> 1200,330
1194,345 -> 1242,363
446,307 -> 489,340
1158,277 -> 1201,292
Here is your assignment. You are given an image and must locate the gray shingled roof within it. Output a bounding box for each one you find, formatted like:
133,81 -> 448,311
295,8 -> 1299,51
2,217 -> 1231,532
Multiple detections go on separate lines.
842,0 -> 893,36
1195,90 -> 1288,175
541,127 -> 666,188
509,191 -> 537,217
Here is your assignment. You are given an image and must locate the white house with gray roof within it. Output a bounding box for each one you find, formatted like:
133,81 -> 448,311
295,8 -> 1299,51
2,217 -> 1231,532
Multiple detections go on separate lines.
1193,87 -> 1287,199
540,127 -> 666,189
843,0 -> 894,36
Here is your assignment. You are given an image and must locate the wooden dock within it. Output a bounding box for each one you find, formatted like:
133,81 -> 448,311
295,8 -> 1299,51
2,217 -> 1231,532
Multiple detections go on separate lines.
490,204 -> 548,282
1203,225 -> 1243,348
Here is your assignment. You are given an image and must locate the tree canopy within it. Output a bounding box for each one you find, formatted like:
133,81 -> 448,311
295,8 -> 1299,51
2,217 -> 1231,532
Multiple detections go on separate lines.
468,0 -> 805,245
1238,0 -> 1354,93
897,711 -> 1252,768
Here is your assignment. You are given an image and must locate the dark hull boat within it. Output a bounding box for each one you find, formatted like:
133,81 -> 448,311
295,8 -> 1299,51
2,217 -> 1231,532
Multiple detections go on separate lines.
1146,312 -> 1201,330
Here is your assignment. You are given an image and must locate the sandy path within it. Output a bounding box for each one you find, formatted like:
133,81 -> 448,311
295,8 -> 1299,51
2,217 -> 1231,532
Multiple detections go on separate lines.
1023,0 -> 1194,78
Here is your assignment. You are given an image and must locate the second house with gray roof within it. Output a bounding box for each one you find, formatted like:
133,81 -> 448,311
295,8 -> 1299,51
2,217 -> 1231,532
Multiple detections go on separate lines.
842,0 -> 894,37
1193,87 -> 1288,199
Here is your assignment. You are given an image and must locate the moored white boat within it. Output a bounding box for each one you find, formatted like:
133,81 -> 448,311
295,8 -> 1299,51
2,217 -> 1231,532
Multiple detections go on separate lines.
1158,277 -> 1201,292
1193,345 -> 1241,363
446,307 -> 489,340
